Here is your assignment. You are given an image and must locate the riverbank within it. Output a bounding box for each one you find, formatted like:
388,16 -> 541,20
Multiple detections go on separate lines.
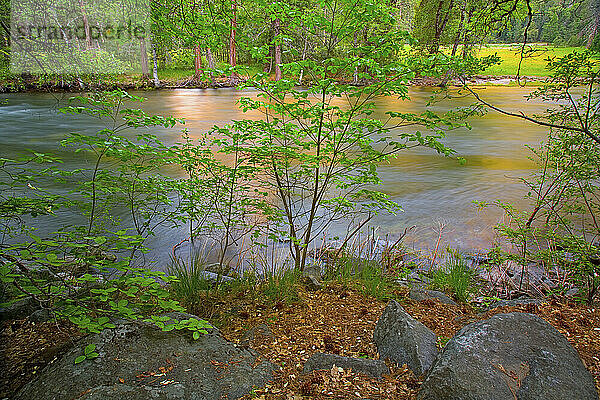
2,281 -> 598,399
0,73 -> 548,93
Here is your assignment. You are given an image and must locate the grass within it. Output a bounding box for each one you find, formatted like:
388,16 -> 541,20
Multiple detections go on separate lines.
262,267 -> 303,305
429,249 -> 476,303
474,44 -> 587,77
165,250 -> 214,311
157,63 -> 265,81
324,255 -> 398,300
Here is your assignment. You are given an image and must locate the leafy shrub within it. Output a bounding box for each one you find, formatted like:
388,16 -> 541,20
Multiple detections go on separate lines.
0,90 -> 211,337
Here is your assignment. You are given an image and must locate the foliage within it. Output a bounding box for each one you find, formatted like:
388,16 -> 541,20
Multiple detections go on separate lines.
201,0 -> 472,272
0,90 -> 213,336
74,343 -> 99,364
476,51 -> 600,303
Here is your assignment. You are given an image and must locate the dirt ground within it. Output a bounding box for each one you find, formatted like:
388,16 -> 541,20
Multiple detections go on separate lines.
1,284 -> 598,399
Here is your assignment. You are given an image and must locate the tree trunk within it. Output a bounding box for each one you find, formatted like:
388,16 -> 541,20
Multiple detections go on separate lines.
273,18 -> 282,81
264,45 -> 273,73
140,38 -> 149,78
79,0 -> 92,49
151,41 -> 160,87
194,44 -> 203,79
298,36 -> 308,85
229,0 -> 238,82
206,47 -> 215,84
450,7 -> 465,57
429,0 -> 454,54
352,32 -> 358,84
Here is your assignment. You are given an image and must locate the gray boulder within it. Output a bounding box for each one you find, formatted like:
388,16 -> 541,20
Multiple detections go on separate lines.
410,289 -> 457,305
240,323 -> 275,347
0,297 -> 40,321
303,353 -> 389,379
15,313 -> 276,400
418,312 -> 598,400
485,298 -> 544,311
373,300 -> 438,376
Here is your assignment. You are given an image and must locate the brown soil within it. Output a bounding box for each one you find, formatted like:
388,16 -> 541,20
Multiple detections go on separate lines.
0,318 -> 82,398
219,284 -> 599,399
1,285 -> 598,399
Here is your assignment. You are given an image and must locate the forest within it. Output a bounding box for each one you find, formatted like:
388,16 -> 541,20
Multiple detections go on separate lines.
0,0 -> 599,399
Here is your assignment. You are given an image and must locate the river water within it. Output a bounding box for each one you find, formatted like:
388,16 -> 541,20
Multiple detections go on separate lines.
0,87 -> 549,266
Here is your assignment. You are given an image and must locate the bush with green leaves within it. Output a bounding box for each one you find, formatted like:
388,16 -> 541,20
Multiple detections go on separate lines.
0,90 -> 212,337
188,0 -> 481,273
475,51 -> 600,304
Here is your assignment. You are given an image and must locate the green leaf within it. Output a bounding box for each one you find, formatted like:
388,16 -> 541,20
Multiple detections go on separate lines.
74,355 -> 86,364
84,343 -> 96,355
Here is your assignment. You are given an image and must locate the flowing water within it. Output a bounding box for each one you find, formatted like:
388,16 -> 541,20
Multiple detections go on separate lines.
0,87 -> 549,266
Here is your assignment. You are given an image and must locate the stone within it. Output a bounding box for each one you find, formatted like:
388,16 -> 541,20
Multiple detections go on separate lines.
418,312 -> 598,400
303,353 -> 389,379
565,287 -> 580,298
15,312 -> 276,400
0,297 -> 40,321
373,300 -> 438,376
304,274 -> 323,291
485,298 -> 544,311
28,308 -> 53,323
240,323 -> 275,347
409,289 -> 457,305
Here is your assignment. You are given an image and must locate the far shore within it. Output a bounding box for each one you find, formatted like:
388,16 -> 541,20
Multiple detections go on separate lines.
0,74 -> 548,94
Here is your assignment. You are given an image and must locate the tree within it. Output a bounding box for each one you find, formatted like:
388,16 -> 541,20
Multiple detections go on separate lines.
206,0 -> 469,271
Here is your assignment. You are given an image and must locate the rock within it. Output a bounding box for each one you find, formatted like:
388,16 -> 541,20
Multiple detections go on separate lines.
373,300 -> 438,376
304,274 -> 323,291
485,298 -> 544,311
303,353 -> 389,379
0,297 -> 40,321
418,312 -> 598,400
304,264 -> 322,278
565,287 -> 580,298
409,289 -> 457,305
28,308 -> 53,323
15,312 -> 276,400
240,323 -> 275,347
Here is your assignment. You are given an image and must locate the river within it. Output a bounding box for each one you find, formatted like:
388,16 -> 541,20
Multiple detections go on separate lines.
0,87 -> 549,267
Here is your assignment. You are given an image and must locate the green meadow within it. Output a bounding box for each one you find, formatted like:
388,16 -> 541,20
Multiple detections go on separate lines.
475,44 -> 588,76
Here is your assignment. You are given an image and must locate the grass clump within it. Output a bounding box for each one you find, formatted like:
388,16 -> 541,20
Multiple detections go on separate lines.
166,250 -> 214,312
324,255 -> 396,300
429,249 -> 476,303
262,267 -> 302,305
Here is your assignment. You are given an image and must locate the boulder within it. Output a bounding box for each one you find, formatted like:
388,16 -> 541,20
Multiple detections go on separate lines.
485,298 -> 544,311
240,323 -> 275,347
418,312 -> 598,400
15,313 -> 276,400
303,353 -> 389,379
303,274 -> 323,291
373,300 -> 438,376
0,297 -> 40,321
409,289 -> 457,305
